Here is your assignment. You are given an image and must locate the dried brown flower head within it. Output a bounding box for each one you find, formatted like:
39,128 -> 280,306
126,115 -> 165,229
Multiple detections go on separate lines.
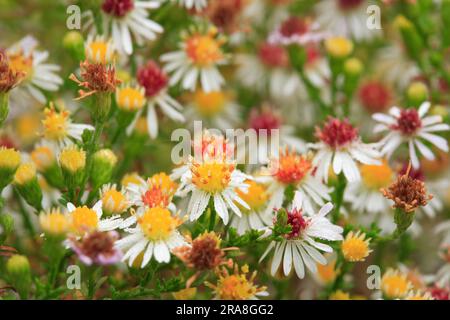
174,232 -> 234,271
203,0 -> 245,34
69,60 -> 120,100
381,164 -> 433,213
0,52 -> 24,93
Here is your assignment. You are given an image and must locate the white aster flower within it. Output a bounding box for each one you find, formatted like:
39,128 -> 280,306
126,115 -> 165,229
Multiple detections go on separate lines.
66,200 -> 123,236
176,134 -> 250,224
134,60 -> 185,139
100,0 -> 163,55
260,192 -> 343,279
230,179 -> 273,235
161,26 -> 228,92
115,206 -> 187,267
41,105 -> 94,150
315,0 -> 382,42
373,102 -> 450,169
262,148 -> 331,216
309,117 -> 381,182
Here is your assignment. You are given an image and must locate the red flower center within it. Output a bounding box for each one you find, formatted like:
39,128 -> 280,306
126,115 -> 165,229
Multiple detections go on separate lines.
358,81 -> 391,113
258,42 -> 289,68
280,17 -> 309,37
338,0 -> 364,11
102,0 -> 134,17
248,108 -> 281,134
391,109 -> 422,136
316,117 -> 358,149
286,208 -> 308,239
141,187 -> 170,208
137,61 -> 168,98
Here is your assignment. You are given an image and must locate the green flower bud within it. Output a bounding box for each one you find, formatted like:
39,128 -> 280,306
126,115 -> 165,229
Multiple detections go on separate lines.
90,149 -> 117,190
63,31 -> 85,61
0,213 -> 14,235
407,82 -> 428,107
59,145 -> 86,190
13,163 -> 43,211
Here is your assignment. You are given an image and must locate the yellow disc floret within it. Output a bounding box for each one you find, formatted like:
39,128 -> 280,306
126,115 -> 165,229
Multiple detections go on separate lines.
60,146 -> 86,173
116,85 -> 146,111
191,161 -> 234,193
39,208 -> 69,235
381,269 -> 412,299
101,185 -> 129,215
42,107 -> 70,141
185,28 -> 225,67
361,159 -> 393,190
192,90 -> 227,116
138,207 -> 181,241
70,206 -> 99,234
206,265 -> 267,300
341,231 -> 372,262
14,163 -> 36,185
0,147 -> 21,170
235,180 -> 268,212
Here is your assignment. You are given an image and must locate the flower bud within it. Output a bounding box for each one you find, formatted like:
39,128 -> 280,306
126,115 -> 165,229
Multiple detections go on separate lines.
394,15 -> 423,61
59,145 -> 86,189
0,147 -> 21,191
31,145 -> 64,189
325,37 -> 353,59
6,254 -> 32,299
14,163 -> 43,210
14,163 -> 42,210
90,149 -> 117,190
63,31 -> 85,61
39,208 -> 69,237
407,82 -> 429,106
344,58 -> 363,76
0,213 -> 14,235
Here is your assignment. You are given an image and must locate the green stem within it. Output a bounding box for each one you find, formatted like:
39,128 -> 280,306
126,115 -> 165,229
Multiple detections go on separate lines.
331,174 -> 347,224
208,207 -> 216,231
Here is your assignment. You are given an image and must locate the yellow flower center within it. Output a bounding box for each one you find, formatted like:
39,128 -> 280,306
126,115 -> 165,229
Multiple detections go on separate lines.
60,147 -> 86,173
192,90 -> 226,116
116,86 -> 146,111
317,260 -> 338,284
31,146 -> 55,171
39,209 -> 69,235
102,189 -> 127,214
361,160 -> 393,190
0,147 -> 21,169
70,206 -> 99,234
148,172 -> 178,196
86,40 -> 113,64
121,172 -> 142,187
138,207 -> 181,241
8,52 -> 33,81
236,180 -> 268,212
215,274 -> 257,300
14,163 -> 36,185
191,161 -> 235,193
381,270 -> 411,299
341,231 -> 371,262
185,31 -> 224,66
42,108 -> 70,141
